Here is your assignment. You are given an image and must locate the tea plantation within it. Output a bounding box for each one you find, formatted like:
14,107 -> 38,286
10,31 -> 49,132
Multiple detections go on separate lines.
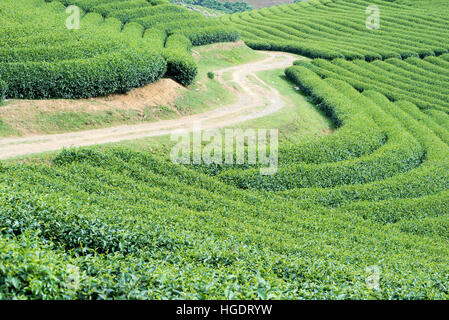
1,0 -> 449,299
0,0 -> 238,100
0,0 -> 166,99
222,0 -> 449,60
293,54 -> 449,112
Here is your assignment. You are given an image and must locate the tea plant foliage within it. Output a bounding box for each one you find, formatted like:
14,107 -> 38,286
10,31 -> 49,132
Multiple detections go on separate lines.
1,0 -> 449,300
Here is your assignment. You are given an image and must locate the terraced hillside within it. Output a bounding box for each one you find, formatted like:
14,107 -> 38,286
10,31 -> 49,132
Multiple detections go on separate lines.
222,0 -> 449,59
54,0 -> 239,86
294,54 -> 449,112
396,0 -> 449,10
2,79 -> 449,298
1,0 -> 449,300
0,0 -> 238,101
0,0 -> 167,99
57,0 -> 238,45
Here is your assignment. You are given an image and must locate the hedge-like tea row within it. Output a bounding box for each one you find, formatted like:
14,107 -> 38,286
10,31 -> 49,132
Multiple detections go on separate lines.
218,70 -> 425,191
0,0 -> 168,99
163,34 -> 198,85
222,0 -> 449,60
336,96 -> 449,223
425,109 -> 449,130
1,143 -> 449,299
55,0 -> 240,86
2,0 -> 449,300
299,55 -> 449,112
1,49 -> 166,99
185,26 -> 240,46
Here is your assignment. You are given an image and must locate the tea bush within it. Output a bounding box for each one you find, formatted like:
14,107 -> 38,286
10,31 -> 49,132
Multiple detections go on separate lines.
296,54 -> 449,112
0,0 -> 167,99
1,0 -> 449,300
55,0 -> 240,87
222,0 -> 449,60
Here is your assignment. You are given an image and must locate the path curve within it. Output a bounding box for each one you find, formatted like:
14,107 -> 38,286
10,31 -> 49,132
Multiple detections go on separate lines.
0,51 -> 300,159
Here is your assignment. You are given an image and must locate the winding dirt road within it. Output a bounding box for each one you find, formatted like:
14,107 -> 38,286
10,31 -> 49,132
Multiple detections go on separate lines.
0,51 -> 299,159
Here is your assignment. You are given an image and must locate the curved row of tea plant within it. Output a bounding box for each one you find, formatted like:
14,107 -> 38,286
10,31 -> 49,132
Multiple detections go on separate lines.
2,59 -> 449,297
1,143 -> 449,299
53,0 -> 239,85
222,0 -> 449,60
188,56 -> 449,212
55,0 -> 239,44
218,77 -> 425,191
294,54 -> 449,112
211,65 -> 447,203
0,0 -> 167,99
394,0 -> 449,12
277,67 -> 449,222
2,0 -> 449,300
1,0 -> 239,98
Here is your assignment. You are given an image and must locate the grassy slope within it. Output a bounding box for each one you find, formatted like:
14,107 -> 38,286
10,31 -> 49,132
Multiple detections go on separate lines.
243,68 -> 334,138
173,41 -> 267,114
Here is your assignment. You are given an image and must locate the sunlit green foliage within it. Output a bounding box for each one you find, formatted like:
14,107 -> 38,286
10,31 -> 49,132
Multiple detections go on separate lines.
56,0 -> 239,84
0,0 -> 167,98
222,0 -> 449,60
0,0 -> 239,99
1,0 -> 449,300
294,54 -> 449,112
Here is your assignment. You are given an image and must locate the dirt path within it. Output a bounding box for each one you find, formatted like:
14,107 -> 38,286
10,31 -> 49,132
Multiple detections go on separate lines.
0,51 -> 300,159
